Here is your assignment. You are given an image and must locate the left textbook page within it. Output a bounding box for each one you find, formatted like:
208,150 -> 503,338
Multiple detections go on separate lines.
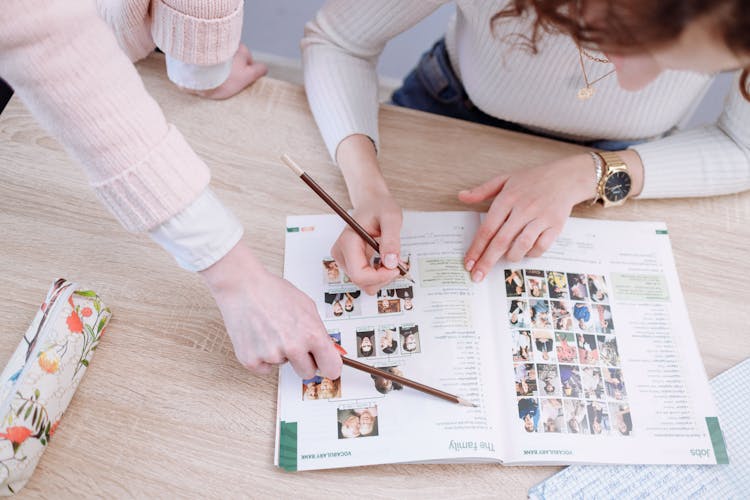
275,212 -> 506,471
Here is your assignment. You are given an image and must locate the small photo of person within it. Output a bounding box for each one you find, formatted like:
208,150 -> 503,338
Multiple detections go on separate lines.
301,376 -> 342,401
577,333 -> 599,365
550,300 -> 573,331
586,401 -> 611,435
609,402 -> 633,436
337,406 -> 379,439
371,366 -> 404,394
377,326 -> 399,355
559,364 -> 582,398
399,324 -> 420,353
594,304 -> 615,334
526,272 -> 548,298
567,273 -> 589,301
604,367 -> 627,400
587,275 -> 609,303
547,271 -> 569,299
322,258 -> 341,284
530,299 -> 552,329
356,328 -> 376,358
395,286 -> 414,311
505,269 -> 525,297
508,299 -> 529,329
555,331 -> 577,363
512,330 -> 532,361
318,377 -> 341,399
514,363 -> 537,396
302,376 -> 321,401
582,366 -> 604,400
597,335 -> 620,366
518,397 -> 539,433
324,290 -> 362,318
328,330 -> 341,345
538,364 -> 562,397
540,398 -> 564,433
564,399 -> 590,434
533,330 -> 556,362
377,287 -> 403,314
572,302 -> 594,332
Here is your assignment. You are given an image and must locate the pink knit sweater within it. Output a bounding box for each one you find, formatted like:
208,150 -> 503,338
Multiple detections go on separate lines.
0,0 -> 242,232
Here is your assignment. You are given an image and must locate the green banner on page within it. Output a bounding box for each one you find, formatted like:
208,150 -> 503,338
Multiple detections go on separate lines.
279,421 -> 298,471
705,417 -> 729,464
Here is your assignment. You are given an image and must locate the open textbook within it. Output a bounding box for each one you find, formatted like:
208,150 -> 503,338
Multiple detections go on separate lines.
275,212 -> 727,471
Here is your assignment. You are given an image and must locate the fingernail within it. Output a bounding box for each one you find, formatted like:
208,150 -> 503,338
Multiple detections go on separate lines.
384,253 -> 398,269
471,270 -> 484,283
465,259 -> 475,271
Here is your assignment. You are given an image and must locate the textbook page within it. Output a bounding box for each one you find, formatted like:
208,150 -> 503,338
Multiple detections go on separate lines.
276,212 -> 506,471
529,359 -> 746,499
491,217 -> 725,465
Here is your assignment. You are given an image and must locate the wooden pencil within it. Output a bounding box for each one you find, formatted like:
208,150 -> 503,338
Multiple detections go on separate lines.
342,355 -> 476,407
281,153 -> 415,283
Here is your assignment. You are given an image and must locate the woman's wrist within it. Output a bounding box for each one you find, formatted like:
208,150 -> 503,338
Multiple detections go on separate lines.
336,134 -> 391,207
560,153 -> 607,205
199,240 -> 266,294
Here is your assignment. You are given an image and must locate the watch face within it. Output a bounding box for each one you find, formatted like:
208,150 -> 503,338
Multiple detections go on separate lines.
604,171 -> 631,202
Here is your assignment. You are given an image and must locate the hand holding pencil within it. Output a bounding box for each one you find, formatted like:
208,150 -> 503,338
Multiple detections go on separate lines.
281,153 -> 414,291
282,153 -> 475,407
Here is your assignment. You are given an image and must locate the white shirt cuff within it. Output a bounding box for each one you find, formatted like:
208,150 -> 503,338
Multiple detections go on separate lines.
149,188 -> 244,272
165,54 -> 233,91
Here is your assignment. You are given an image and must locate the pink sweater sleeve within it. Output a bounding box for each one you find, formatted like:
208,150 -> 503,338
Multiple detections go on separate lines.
151,0 -> 243,65
0,0 -> 210,232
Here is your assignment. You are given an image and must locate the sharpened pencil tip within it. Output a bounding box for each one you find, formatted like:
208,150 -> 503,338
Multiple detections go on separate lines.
457,397 -> 476,407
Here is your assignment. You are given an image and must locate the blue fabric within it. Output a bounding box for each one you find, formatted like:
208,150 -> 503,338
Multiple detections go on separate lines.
573,303 -> 590,322
391,39 -> 643,152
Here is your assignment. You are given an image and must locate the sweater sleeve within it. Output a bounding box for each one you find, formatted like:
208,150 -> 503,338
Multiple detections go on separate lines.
302,0 -> 448,161
151,0 -> 243,66
0,0 -> 210,232
632,72 -> 750,198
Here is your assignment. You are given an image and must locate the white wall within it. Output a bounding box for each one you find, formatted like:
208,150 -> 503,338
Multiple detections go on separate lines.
242,0 -> 455,82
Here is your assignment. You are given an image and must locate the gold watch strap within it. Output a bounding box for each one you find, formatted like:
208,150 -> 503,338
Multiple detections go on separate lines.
598,151 -> 628,172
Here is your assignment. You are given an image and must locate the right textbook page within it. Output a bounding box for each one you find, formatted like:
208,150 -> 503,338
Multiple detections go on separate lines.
490,217 -> 726,465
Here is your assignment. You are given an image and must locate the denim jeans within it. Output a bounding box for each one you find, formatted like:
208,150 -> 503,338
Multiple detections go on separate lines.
391,39 -> 641,152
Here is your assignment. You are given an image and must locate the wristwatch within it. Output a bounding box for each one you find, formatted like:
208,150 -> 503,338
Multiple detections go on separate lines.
595,151 -> 632,207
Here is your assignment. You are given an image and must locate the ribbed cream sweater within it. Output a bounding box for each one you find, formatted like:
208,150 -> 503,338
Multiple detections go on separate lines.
0,0 -> 242,232
302,0 -> 750,198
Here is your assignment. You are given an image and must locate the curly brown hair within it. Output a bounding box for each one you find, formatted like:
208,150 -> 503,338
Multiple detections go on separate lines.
492,0 -> 750,100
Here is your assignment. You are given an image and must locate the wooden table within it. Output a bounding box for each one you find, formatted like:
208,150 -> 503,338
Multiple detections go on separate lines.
1,53 -> 748,498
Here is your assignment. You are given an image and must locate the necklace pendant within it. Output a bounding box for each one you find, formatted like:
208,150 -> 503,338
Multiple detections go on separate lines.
577,86 -> 595,100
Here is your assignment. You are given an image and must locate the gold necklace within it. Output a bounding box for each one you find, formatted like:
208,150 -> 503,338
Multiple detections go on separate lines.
577,47 -> 616,100
580,48 -> 610,64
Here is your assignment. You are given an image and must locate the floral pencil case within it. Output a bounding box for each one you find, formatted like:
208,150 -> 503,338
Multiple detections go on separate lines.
0,279 -> 111,495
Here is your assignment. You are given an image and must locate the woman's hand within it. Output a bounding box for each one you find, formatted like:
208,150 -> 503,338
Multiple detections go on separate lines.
200,241 -> 342,380
185,44 -> 267,100
331,135 -> 401,295
459,154 -> 597,282
330,193 -> 402,295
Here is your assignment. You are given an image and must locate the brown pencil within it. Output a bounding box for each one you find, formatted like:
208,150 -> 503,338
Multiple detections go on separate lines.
333,344 -> 475,407
281,153 -> 415,283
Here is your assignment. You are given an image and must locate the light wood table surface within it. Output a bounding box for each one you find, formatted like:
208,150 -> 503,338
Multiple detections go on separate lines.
1,53 -> 749,498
